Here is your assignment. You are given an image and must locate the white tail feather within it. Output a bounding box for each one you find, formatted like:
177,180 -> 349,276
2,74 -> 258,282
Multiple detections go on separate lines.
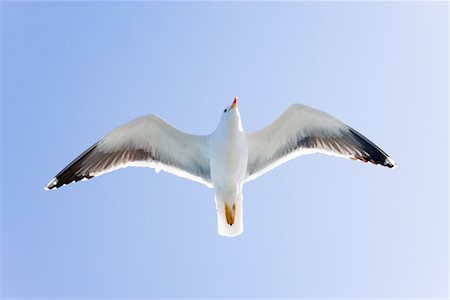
215,196 -> 243,237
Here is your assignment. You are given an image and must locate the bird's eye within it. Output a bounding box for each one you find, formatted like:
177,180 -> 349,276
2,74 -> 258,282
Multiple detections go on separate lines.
223,109 -> 227,113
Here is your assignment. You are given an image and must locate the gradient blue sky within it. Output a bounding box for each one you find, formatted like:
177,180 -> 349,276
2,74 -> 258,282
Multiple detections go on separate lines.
1,1 -> 449,299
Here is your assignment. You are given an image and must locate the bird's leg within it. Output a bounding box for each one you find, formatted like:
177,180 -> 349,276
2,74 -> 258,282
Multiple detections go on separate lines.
225,203 -> 236,226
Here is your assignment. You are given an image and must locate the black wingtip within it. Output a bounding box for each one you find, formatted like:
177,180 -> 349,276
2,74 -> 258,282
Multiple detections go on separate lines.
348,127 -> 397,169
45,177 -> 59,191
382,158 -> 397,169
46,143 -> 99,190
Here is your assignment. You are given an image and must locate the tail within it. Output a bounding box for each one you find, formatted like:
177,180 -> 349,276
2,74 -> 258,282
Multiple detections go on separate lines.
215,196 -> 243,237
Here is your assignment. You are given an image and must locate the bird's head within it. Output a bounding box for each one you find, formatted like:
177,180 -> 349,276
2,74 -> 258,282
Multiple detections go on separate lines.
218,97 -> 243,132
222,97 -> 239,115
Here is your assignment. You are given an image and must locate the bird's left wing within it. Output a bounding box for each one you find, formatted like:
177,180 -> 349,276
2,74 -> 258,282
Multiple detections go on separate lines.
45,115 -> 212,190
245,104 -> 396,182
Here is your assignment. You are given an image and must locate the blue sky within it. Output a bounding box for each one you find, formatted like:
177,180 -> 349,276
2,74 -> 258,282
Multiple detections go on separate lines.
1,1 -> 449,298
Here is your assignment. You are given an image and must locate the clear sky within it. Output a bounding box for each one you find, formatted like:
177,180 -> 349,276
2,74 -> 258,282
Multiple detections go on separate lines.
1,1 -> 449,299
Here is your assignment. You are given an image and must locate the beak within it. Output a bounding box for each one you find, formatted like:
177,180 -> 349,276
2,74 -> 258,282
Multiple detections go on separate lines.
231,97 -> 238,109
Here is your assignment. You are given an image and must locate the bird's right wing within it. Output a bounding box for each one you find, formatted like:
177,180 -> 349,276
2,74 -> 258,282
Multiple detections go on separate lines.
46,115 -> 212,190
245,104 -> 396,182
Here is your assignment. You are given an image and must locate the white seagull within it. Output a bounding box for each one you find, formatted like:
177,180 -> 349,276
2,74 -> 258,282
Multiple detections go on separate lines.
46,98 -> 396,237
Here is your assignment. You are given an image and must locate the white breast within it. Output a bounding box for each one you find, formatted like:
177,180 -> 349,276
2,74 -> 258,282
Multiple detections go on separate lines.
209,114 -> 248,192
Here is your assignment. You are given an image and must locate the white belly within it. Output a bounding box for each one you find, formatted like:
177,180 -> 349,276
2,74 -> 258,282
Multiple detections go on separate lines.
209,130 -> 248,192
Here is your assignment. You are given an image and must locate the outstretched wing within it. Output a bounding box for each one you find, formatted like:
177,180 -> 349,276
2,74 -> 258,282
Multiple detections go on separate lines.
45,115 -> 212,190
245,104 -> 396,182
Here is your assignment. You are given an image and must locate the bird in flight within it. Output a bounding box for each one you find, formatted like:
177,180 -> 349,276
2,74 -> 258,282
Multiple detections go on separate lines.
46,98 -> 396,237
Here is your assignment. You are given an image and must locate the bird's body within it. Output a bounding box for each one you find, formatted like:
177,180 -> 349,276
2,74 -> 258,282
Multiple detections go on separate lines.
209,101 -> 248,236
46,98 -> 396,237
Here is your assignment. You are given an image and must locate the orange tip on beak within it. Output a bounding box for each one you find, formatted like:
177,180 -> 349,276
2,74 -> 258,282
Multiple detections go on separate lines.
231,97 -> 238,109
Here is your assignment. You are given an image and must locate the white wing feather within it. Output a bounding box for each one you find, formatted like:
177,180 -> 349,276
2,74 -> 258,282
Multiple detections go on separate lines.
46,115 -> 212,190
245,104 -> 396,182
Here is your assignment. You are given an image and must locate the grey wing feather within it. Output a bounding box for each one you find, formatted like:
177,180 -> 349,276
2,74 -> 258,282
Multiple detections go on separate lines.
245,104 -> 396,182
46,115 -> 211,190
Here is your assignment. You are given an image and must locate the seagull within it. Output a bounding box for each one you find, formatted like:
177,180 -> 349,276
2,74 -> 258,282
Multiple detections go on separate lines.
46,98 -> 396,237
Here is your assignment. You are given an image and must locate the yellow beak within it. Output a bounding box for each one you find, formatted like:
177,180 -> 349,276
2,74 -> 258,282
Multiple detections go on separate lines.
231,97 -> 238,109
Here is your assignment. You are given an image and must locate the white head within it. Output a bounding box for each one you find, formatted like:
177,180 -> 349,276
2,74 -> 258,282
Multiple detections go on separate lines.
218,97 -> 243,132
